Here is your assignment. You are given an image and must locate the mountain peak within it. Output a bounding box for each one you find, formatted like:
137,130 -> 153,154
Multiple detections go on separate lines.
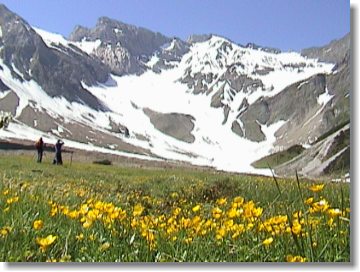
187,34 -> 212,44
245,43 -> 281,54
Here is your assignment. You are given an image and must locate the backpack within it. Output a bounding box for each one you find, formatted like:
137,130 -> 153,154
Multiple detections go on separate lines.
35,140 -> 41,149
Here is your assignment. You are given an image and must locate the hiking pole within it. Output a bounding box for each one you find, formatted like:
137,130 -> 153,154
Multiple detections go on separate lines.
70,151 -> 73,167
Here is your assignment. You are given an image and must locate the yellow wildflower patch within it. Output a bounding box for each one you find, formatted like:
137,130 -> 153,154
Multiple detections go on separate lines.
308,184 -> 325,193
36,235 -> 57,252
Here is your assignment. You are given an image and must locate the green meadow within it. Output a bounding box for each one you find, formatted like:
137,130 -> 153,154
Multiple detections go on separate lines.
0,154 -> 350,262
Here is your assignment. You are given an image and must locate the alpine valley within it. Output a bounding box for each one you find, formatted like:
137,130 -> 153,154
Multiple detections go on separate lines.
0,4 -> 350,178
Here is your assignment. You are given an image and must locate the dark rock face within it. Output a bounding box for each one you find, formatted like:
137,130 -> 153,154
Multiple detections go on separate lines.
0,78 -> 9,91
143,108 -> 195,143
301,33 -> 350,66
274,125 -> 350,177
152,38 -> 190,72
249,35 -> 350,175
0,90 -> 19,116
187,34 -> 212,44
0,4 -> 109,111
69,17 -> 172,75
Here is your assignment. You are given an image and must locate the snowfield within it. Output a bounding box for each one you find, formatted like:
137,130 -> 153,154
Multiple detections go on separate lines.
0,30 -> 335,175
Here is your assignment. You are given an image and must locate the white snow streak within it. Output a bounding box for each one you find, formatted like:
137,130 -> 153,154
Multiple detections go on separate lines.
317,87 -> 334,106
33,27 -> 70,48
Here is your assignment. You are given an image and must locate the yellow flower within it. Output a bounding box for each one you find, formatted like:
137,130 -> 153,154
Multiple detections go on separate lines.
0,226 -> 12,237
33,220 -> 44,230
59,255 -> 72,262
99,242 -> 111,252
212,207 -> 223,219
327,208 -> 342,217
262,237 -> 274,246
216,227 -> 227,240
6,196 -> 19,205
310,199 -> 329,213
50,204 -> 58,217
224,219 -> 234,229
304,197 -> 314,205
286,255 -> 307,262
171,192 -> 178,199
216,198 -> 227,206
133,203 -> 144,217
2,189 -> 9,196
82,219 -> 93,229
173,207 -> 182,217
227,208 -> 240,219
192,204 -> 201,213
75,233 -> 84,241
233,196 -> 244,205
253,207 -> 263,217
292,211 -> 302,219
291,221 -> 302,235
87,209 -> 100,221
184,237 -> 193,244
308,184 -> 325,193
36,235 -> 57,252
67,210 -> 79,219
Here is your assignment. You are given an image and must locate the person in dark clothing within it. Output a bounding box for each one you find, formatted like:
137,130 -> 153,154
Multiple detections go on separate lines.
53,139 -> 64,165
35,137 -> 44,163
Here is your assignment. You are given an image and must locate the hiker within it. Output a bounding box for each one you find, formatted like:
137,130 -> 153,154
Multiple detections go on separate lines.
35,137 -> 44,163
53,139 -> 64,165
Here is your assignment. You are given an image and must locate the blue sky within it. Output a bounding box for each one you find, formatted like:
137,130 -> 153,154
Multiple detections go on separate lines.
0,0 -> 350,51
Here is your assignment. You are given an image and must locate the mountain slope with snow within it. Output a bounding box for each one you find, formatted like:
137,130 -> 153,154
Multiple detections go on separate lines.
0,4 -> 350,177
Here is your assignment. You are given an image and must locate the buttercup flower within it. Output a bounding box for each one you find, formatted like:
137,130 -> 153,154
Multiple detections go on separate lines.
33,220 -> 44,230
192,204 -> 201,213
308,184 -> 325,193
286,255 -> 307,262
36,235 -> 57,252
262,237 -> 274,246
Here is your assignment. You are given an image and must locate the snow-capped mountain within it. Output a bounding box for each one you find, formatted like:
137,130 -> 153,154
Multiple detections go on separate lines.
0,4 -> 350,177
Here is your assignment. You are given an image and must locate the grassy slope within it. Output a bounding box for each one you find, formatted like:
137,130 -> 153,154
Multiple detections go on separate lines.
0,154 -> 350,262
251,145 -> 305,169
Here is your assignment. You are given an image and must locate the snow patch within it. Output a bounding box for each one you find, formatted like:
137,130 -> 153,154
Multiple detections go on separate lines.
34,27 -> 102,56
317,87 -> 334,106
113,28 -> 123,35
163,39 -> 176,51
297,80 -> 309,89
0,90 -> 10,99
74,38 -> 102,55
325,48 -> 332,53
146,55 -> 160,68
33,27 -> 70,49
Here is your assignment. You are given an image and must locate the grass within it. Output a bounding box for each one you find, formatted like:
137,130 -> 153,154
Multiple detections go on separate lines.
251,145 -> 305,169
0,154 -> 350,262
